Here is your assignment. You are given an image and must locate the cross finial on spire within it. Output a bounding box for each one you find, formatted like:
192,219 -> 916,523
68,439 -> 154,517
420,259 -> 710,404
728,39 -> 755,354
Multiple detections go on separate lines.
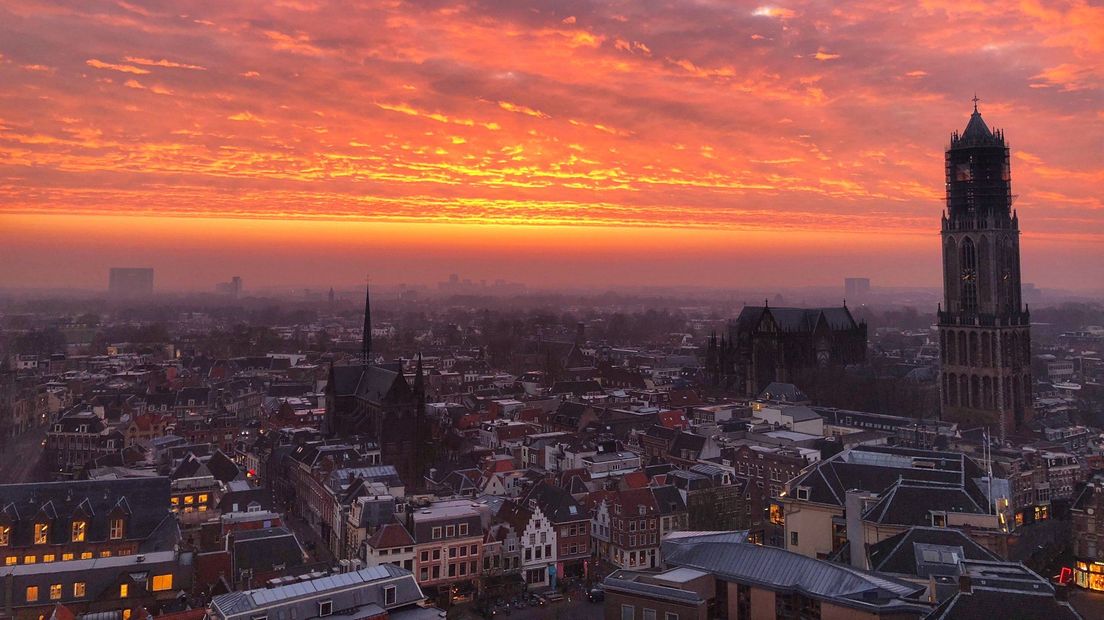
972,93 -> 980,113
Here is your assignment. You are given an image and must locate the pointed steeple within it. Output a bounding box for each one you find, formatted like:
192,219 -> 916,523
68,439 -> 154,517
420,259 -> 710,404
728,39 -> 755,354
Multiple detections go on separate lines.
413,352 -> 425,396
957,95 -> 997,146
362,278 -> 372,366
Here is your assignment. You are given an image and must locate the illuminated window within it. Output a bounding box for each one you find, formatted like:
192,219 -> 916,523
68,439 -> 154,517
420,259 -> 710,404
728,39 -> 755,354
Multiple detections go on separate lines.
26,586 -> 39,602
123,610 -> 131,620
24,555 -> 36,564
4,556 -> 16,565
72,520 -> 87,542
43,554 -> 55,563
74,582 -> 86,597
80,552 -> 93,560
100,550 -> 112,558
198,505 -> 208,512
50,584 -> 62,600
119,584 -> 128,598
62,553 -> 74,561
0,525 -> 10,546
34,523 -> 49,545
769,504 -> 784,526
151,574 -> 173,591
171,497 -> 180,506
198,494 -> 208,503
184,496 -> 194,505
110,519 -> 125,540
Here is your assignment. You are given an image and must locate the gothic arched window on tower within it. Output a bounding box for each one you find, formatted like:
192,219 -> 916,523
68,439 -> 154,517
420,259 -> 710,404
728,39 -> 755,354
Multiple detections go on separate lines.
960,237 -> 978,312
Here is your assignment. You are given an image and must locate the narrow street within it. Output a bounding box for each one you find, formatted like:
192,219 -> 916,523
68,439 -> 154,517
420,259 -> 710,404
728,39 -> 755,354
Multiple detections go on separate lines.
0,425 -> 50,483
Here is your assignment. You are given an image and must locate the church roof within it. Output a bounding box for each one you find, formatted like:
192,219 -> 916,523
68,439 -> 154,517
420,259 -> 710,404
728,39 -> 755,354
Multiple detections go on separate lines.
735,305 -> 859,334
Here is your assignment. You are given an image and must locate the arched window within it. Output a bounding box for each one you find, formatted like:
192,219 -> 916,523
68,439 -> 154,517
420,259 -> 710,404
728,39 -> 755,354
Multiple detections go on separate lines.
961,237 -> 978,312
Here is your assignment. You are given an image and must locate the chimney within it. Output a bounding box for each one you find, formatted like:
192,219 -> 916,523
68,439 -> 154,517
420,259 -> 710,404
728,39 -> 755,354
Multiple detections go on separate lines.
958,575 -> 972,594
845,489 -> 871,570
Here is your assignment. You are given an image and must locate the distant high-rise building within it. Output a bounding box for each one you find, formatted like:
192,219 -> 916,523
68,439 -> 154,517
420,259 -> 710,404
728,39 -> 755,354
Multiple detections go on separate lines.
108,267 -> 153,297
938,100 -> 1032,440
844,277 -> 870,301
215,275 -> 243,297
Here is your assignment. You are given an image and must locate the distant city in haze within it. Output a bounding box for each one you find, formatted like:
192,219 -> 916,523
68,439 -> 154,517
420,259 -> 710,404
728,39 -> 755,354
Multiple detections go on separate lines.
2,2 -> 1104,620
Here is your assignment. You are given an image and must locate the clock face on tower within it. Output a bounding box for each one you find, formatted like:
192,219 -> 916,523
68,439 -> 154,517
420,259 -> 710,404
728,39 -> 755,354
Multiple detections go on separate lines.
962,269 -> 977,282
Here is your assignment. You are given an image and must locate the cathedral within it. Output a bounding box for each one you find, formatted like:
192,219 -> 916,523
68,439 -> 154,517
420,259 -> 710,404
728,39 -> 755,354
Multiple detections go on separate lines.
324,283 -> 430,488
938,100 -> 1033,439
708,304 -> 867,396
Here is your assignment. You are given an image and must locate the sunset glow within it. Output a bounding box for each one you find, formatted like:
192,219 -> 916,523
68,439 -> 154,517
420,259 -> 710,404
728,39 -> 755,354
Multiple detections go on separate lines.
1,1 -> 1102,289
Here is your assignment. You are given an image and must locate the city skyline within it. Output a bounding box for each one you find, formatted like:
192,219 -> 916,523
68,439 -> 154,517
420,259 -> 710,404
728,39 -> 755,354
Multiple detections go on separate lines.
1,1 -> 1102,291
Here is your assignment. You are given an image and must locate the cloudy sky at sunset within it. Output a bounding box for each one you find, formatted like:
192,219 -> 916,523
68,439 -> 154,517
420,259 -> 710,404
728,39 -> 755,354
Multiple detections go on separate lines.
0,0 -> 1101,292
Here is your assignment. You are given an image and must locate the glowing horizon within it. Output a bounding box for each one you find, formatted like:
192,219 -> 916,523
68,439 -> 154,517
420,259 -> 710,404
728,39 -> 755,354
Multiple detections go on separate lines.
1,1 -> 1101,291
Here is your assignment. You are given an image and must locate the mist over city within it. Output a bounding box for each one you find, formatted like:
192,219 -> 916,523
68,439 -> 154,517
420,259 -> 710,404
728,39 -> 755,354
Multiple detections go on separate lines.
2,1 -> 1104,620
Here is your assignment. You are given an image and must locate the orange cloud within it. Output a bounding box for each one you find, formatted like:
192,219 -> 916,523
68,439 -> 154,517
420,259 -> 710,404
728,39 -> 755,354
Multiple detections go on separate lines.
85,59 -> 149,74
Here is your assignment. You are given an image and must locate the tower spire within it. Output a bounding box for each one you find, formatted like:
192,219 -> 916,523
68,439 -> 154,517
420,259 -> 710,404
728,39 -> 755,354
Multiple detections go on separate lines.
362,277 -> 372,366
972,92 -> 980,113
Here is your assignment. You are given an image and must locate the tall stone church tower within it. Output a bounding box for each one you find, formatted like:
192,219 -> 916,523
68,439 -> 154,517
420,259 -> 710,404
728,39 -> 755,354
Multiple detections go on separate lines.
938,99 -> 1032,440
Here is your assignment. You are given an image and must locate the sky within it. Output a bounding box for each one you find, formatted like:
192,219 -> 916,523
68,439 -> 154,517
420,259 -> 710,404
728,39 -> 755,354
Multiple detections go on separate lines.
0,0 -> 1101,292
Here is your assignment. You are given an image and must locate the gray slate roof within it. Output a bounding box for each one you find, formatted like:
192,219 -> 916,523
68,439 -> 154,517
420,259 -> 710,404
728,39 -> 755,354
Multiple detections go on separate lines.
661,533 -> 928,614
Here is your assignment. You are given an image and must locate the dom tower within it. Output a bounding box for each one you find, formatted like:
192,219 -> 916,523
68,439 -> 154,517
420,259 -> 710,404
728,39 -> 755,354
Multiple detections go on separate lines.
939,99 -> 1032,440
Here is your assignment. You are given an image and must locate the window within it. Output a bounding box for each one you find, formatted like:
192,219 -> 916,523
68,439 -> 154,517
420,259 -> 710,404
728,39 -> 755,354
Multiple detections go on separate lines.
110,518 -> 125,540
432,527 -> 442,540
24,555 -> 36,564
26,586 -> 39,602
81,552 -> 93,560
151,574 -> 173,591
120,583 -> 129,598
100,550 -> 112,558
4,556 -> 15,565
446,525 -> 455,537
420,551 -> 429,562
665,613 -> 679,620
931,512 -> 947,528
198,494 -> 208,503
72,520 -> 87,542
384,585 -> 397,606
790,531 -> 799,547
449,547 -> 457,558
50,584 -> 62,600
419,568 -> 428,581
34,522 -> 49,544
643,610 -> 656,620
621,604 -> 635,620
458,523 -> 468,536
62,553 -> 74,561
0,525 -> 9,546
43,554 -> 55,563
184,496 -> 194,505
74,582 -> 86,597
318,601 -> 332,617
796,487 -> 810,501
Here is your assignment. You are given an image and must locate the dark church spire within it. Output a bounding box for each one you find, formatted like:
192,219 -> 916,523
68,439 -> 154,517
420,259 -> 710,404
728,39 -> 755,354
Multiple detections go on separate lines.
362,278 -> 372,366
413,352 -> 425,397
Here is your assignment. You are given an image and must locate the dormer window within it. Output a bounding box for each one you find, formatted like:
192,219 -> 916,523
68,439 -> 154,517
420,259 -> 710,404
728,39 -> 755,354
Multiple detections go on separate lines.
34,523 -> 49,545
0,525 -> 10,546
796,487 -> 810,501
931,512 -> 947,528
72,520 -> 86,542
110,518 -> 125,540
318,601 -> 332,617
